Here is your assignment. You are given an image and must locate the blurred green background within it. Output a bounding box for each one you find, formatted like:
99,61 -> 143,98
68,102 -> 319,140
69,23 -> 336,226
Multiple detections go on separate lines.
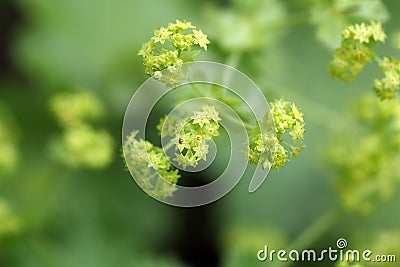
0,0 -> 399,266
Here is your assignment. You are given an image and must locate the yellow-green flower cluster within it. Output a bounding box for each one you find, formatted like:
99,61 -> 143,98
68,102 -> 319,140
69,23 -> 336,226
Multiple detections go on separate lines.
271,99 -> 305,143
138,20 -> 210,76
50,92 -> 113,169
374,57 -> 400,100
247,98 -> 305,169
329,21 -> 386,82
123,131 -> 180,198
246,131 -> 277,170
329,21 -> 400,100
310,0 -> 389,50
171,105 -> 221,168
57,124 -> 113,169
342,21 -> 386,44
328,94 -> 400,214
50,92 -> 103,126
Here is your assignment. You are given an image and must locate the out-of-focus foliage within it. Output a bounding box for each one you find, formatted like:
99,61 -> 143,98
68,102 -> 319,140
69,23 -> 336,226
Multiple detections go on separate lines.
328,94 -> 400,214
203,0 -> 287,52
369,230 -> 400,266
0,199 -> 19,236
392,30 -> 400,48
352,229 -> 399,267
221,224 -> 286,267
0,106 -> 19,176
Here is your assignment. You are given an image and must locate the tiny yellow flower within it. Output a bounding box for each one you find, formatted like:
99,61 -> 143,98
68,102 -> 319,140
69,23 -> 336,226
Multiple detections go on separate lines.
137,40 -> 155,57
171,19 -> 195,32
353,23 -> 371,44
192,29 -> 210,51
369,21 -> 386,42
152,27 -> 172,44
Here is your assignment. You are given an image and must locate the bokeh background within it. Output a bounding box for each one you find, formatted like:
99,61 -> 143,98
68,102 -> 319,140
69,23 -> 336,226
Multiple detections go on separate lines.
0,0 -> 400,266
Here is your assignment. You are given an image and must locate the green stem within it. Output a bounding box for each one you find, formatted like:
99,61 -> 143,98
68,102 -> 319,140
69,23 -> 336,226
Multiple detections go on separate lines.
223,112 -> 254,130
267,82 -> 351,130
222,52 -> 256,130
188,52 -> 254,130
373,54 -> 383,64
225,52 -> 242,69
191,83 -> 206,97
279,208 -> 341,267
163,140 -> 176,152
147,172 -> 158,181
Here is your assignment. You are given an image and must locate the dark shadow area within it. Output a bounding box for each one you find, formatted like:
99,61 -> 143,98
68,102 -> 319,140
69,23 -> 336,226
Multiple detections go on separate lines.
0,0 -> 24,81
160,173 -> 222,267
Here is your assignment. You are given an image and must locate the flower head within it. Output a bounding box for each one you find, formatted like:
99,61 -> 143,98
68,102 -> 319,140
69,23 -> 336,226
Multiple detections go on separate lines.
138,20 -> 210,76
123,130 -> 181,198
329,21 -> 399,100
171,33 -> 194,50
374,57 -> 400,100
247,98 -> 305,170
369,21 -> 386,42
160,105 -> 221,169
